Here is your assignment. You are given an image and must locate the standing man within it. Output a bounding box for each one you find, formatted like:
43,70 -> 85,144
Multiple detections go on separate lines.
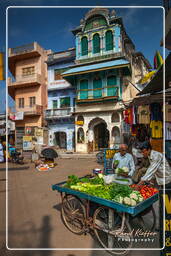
139,141 -> 171,188
112,144 -> 135,177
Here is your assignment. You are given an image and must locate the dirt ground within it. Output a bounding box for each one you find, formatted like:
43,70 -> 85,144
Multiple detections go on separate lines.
0,158 -> 161,256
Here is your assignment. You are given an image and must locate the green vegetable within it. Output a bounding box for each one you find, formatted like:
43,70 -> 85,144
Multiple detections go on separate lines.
109,183 -> 133,199
115,178 -> 129,182
65,175 -> 80,187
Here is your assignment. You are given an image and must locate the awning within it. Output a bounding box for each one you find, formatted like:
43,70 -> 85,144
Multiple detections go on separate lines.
138,53 -> 171,95
62,59 -> 130,77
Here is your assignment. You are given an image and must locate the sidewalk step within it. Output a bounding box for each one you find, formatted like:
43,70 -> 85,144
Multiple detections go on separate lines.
59,154 -> 96,159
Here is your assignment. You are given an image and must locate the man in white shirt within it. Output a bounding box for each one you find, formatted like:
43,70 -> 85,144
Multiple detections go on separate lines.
112,144 -> 135,177
139,141 -> 171,188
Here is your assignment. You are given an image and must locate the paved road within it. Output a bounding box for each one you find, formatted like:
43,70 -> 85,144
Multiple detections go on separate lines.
0,158 -> 160,256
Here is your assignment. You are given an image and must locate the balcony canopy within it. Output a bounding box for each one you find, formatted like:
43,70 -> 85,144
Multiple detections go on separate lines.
62,59 -> 130,77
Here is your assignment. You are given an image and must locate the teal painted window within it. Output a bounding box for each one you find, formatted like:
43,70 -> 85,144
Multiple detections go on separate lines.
107,76 -> 118,96
93,78 -> 102,98
93,33 -> 100,54
81,37 -> 88,56
60,97 -> 70,108
80,80 -> 88,99
105,30 -> 113,51
53,100 -> 58,109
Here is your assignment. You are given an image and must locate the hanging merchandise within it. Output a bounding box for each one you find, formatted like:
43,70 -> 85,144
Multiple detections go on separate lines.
165,141 -> 171,160
122,121 -> 131,134
137,105 -> 150,124
165,122 -> 171,140
165,104 -> 171,122
150,103 -> 163,121
124,108 -> 133,125
150,120 -> 163,138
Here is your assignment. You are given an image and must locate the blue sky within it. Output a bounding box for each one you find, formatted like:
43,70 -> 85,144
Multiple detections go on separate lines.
0,0 -> 164,113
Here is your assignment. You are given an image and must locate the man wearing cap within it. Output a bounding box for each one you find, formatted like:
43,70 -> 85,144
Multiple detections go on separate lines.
112,144 -> 135,177
138,141 -> 171,188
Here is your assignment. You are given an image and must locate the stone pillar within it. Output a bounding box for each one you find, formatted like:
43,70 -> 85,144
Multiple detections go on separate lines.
67,130 -> 73,151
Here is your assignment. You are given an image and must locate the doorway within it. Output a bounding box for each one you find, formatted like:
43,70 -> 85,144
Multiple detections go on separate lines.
54,132 -> 67,149
94,123 -> 109,151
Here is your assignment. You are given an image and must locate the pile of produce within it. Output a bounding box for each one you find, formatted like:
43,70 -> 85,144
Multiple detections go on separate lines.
115,166 -> 129,175
64,174 -> 144,206
131,184 -> 159,199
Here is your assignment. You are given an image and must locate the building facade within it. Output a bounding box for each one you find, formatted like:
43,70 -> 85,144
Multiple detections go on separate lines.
62,8 -> 151,153
8,42 -> 51,149
45,49 -> 76,151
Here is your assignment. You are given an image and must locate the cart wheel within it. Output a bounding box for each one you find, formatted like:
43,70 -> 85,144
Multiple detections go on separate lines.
135,206 -> 156,231
93,206 -> 132,255
61,195 -> 86,235
96,151 -> 104,164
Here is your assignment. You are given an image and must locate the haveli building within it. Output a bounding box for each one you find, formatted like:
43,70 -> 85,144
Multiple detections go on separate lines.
45,48 -> 76,151
62,8 -> 151,153
8,42 -> 51,149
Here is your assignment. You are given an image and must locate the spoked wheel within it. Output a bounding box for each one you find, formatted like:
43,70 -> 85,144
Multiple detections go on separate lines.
61,194 -> 86,235
93,206 -> 132,255
133,206 -> 156,231
96,151 -> 104,164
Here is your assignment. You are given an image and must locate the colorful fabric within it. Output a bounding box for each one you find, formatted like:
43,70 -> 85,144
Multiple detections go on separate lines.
165,122 -> 171,140
137,105 -> 150,124
150,121 -> 163,138
165,105 -> 171,122
165,141 -> 171,160
153,50 -> 163,70
124,108 -> 133,125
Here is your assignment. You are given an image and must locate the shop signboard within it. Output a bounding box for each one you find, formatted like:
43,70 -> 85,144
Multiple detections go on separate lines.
104,148 -> 119,175
75,121 -> 84,126
23,136 -> 33,151
15,112 -> 24,120
35,127 -> 43,137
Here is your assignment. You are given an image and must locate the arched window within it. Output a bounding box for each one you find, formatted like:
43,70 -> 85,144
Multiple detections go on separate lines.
80,80 -> 88,99
81,36 -> 88,56
93,78 -> 102,98
111,112 -> 120,122
93,33 -> 100,54
105,30 -> 113,51
112,126 -> 121,144
107,75 -> 117,96
77,128 -> 84,143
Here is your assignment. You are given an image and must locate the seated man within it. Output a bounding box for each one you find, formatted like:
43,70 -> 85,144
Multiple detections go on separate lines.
138,141 -> 171,188
112,144 -> 135,177
132,156 -> 150,183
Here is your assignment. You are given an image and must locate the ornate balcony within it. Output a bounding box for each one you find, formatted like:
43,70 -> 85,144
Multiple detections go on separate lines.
8,74 -> 42,99
8,42 -> 44,76
45,107 -> 74,119
76,87 -> 119,104
14,105 -> 43,117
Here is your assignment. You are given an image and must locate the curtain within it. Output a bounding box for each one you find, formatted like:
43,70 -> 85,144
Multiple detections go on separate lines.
107,76 -> 117,96
93,78 -> 102,98
80,80 -> 88,99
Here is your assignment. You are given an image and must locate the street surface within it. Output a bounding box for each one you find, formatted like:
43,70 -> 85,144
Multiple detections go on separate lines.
0,157 -> 160,256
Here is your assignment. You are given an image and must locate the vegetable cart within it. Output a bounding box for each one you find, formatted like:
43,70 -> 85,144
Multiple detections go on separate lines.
52,179 -> 159,255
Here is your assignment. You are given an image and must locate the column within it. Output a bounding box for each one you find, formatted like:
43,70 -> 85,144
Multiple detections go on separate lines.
67,130 -> 73,151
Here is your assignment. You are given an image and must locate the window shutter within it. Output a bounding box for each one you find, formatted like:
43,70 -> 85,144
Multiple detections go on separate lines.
80,80 -> 88,99
93,34 -> 100,54
105,31 -> 113,51
81,37 -> 88,56
93,78 -> 102,98
107,76 -> 117,96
